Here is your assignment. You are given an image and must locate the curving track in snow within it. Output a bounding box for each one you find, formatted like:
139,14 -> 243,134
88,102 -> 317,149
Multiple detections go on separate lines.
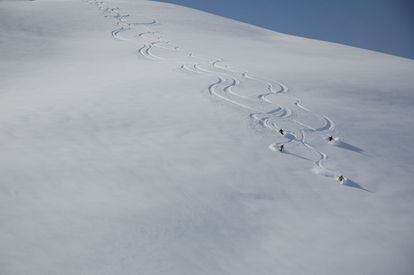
85,0 -> 346,183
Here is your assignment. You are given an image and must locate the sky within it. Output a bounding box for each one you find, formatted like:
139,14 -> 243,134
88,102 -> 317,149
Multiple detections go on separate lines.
157,0 -> 414,60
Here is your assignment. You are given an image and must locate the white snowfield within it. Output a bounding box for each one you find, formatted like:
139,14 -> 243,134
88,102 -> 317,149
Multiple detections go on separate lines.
1,0 -> 414,274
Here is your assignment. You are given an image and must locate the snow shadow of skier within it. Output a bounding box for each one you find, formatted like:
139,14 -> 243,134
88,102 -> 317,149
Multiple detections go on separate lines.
342,179 -> 371,192
335,140 -> 364,154
281,150 -> 313,162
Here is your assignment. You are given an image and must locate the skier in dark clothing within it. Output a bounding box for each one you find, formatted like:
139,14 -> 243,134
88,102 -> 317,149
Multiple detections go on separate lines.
338,175 -> 345,182
328,136 -> 334,142
279,129 -> 284,135
279,144 -> 284,152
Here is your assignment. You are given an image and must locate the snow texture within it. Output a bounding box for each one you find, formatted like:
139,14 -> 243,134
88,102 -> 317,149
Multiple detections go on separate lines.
1,0 -> 414,274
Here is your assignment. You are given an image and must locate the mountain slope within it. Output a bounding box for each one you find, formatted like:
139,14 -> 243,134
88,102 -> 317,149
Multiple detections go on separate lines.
1,0 -> 414,274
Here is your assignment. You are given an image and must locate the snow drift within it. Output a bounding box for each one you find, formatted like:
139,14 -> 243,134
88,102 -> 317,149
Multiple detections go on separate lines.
1,0 -> 414,274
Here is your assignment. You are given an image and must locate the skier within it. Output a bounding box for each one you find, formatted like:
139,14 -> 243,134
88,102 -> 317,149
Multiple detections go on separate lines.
328,136 -> 334,142
279,144 -> 284,152
338,175 -> 345,183
279,129 -> 284,135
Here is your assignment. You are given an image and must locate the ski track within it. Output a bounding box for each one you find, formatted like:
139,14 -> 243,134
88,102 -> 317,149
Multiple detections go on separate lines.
85,0 -> 351,184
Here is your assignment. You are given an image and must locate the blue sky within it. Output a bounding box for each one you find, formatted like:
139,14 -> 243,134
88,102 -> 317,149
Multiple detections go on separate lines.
157,0 -> 414,60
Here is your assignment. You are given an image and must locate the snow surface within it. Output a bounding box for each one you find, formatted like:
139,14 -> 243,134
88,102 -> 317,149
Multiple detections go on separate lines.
1,0 -> 414,274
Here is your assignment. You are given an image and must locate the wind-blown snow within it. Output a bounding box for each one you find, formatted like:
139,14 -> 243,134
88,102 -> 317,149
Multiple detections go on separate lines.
1,0 -> 414,274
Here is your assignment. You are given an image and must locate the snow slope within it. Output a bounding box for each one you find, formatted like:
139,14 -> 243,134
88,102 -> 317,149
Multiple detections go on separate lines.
1,0 -> 414,274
